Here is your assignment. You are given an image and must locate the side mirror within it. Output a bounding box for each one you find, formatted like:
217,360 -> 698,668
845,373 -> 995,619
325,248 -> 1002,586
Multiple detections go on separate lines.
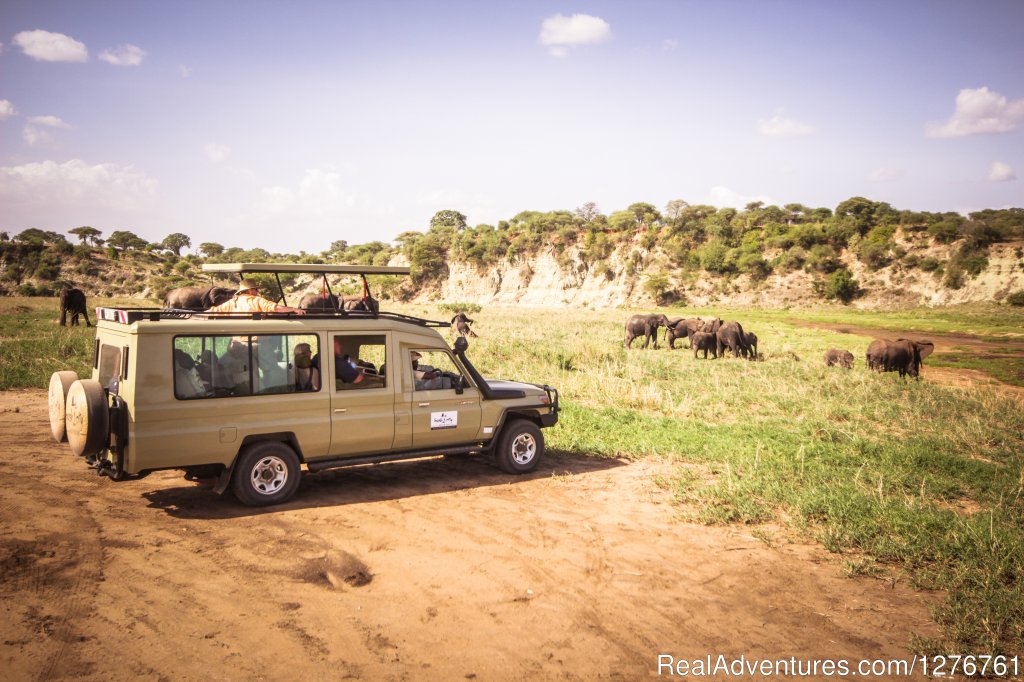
454,337 -> 469,353
454,378 -> 464,395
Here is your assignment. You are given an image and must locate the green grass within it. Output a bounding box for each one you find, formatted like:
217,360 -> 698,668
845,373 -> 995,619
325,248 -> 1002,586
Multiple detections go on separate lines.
5,296 -> 1024,655
929,352 -> 1024,387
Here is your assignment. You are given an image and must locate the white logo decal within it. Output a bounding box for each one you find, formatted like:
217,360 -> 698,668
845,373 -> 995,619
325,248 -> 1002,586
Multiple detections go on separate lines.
430,411 -> 458,430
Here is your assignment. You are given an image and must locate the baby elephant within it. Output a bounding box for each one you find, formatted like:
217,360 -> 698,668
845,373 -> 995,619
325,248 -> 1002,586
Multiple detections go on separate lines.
824,349 -> 854,369
691,331 -> 718,359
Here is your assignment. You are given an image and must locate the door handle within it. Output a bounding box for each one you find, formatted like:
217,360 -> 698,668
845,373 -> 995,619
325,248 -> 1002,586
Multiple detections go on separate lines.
418,402 -> 430,407
333,408 -> 347,413
459,400 -> 474,405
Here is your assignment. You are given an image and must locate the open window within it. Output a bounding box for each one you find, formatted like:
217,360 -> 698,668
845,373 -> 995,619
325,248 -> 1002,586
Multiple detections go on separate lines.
331,334 -> 387,391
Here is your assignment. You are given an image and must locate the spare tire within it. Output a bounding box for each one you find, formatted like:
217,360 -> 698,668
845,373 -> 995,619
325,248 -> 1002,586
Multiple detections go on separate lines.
66,379 -> 110,458
47,370 -> 80,443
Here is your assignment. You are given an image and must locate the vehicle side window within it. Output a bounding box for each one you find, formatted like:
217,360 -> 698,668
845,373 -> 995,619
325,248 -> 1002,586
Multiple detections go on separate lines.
411,350 -> 464,391
331,334 -> 387,391
98,344 -> 122,391
173,334 -> 320,400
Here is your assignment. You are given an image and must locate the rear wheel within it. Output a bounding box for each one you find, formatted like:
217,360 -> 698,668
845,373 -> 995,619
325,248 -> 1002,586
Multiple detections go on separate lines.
47,370 -> 79,442
231,441 -> 301,506
495,419 -> 544,474
65,379 -> 109,458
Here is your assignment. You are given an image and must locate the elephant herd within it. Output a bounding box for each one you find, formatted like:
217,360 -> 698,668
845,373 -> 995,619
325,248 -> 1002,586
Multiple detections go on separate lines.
624,314 -> 757,360
624,313 -> 935,380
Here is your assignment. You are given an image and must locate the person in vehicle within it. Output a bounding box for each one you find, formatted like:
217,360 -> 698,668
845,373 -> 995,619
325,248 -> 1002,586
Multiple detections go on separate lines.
173,349 -> 208,398
206,279 -> 306,315
412,351 -> 448,390
311,337 -> 364,387
293,342 -> 319,391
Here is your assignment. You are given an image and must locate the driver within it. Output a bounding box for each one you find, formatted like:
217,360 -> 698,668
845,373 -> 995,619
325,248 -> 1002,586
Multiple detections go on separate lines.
412,351 -> 448,390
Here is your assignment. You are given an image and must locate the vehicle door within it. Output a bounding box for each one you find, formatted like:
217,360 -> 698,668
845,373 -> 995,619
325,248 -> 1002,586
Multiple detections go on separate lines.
407,349 -> 482,449
327,332 -> 395,456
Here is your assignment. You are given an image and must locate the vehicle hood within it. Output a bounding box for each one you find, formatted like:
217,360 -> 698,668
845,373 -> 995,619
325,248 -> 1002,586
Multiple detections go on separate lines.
485,379 -> 545,396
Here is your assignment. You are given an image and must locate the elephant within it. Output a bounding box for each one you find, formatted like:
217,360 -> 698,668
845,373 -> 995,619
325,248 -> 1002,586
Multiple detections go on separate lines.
867,338 -> 935,379
824,349 -> 854,369
59,287 -> 91,327
691,331 -> 718,359
740,331 -> 758,359
702,318 -> 724,334
665,318 -> 704,349
865,339 -> 888,371
451,312 -> 478,338
298,292 -> 380,315
165,286 -> 234,310
716,321 -> 753,359
624,314 -> 671,349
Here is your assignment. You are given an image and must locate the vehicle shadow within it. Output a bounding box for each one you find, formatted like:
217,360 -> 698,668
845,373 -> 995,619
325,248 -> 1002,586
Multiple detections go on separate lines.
141,450 -> 627,519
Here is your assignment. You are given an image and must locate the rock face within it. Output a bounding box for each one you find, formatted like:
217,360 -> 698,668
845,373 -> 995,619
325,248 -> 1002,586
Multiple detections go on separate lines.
397,237 -> 1024,309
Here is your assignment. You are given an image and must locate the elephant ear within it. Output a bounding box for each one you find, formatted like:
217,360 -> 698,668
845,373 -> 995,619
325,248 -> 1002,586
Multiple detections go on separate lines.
916,341 -> 935,360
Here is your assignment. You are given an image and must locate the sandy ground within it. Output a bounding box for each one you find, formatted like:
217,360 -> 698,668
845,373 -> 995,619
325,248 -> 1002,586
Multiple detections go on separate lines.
0,389 -> 945,681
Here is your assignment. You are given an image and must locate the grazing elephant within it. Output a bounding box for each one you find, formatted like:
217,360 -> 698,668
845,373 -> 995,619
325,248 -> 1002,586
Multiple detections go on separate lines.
824,349 -> 854,369
716,321 -> 753,359
691,331 -> 718,359
665,318 -> 704,349
702,318 -> 723,334
59,287 -> 91,327
869,338 -> 935,379
740,331 -> 758,359
624,314 -> 671,349
865,339 -> 888,371
299,292 -> 380,314
299,292 -> 340,310
451,312 -> 478,338
165,286 -> 234,310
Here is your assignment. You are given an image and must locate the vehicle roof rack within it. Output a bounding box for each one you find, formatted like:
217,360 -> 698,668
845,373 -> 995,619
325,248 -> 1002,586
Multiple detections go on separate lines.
96,306 -> 449,327
201,263 -> 410,275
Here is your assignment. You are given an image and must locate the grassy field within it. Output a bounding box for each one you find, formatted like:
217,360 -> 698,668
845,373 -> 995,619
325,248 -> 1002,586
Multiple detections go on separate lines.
3,295 -> 1023,656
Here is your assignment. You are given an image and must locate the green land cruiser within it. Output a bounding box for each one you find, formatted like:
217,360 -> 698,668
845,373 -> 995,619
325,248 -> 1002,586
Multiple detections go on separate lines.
47,264 -> 559,506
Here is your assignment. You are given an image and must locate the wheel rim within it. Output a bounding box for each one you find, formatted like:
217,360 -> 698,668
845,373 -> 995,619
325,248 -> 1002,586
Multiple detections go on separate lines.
250,455 -> 288,495
511,433 -> 537,465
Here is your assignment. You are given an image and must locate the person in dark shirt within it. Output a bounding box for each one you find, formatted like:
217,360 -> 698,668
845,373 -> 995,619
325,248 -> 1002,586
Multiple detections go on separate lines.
312,337 -> 363,386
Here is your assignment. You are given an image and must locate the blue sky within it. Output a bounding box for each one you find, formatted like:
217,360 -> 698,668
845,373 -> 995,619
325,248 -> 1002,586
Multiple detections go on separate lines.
1,0 -> 1022,253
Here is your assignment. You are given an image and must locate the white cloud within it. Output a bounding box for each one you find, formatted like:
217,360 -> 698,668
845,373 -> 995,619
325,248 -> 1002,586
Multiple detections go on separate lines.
179,64 -> 192,78
0,99 -> 16,120
23,125 -> 55,146
988,161 -> 1016,182
757,114 -> 816,137
705,186 -> 775,210
27,115 -> 70,128
0,159 -> 157,210
205,142 -> 231,162
926,87 -> 1024,138
255,169 -> 356,218
13,30 -> 88,62
662,39 -> 679,52
869,167 -> 901,182
99,44 -> 146,66
539,14 -> 611,57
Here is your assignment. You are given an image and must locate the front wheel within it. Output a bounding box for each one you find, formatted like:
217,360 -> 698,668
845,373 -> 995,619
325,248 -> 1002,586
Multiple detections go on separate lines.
495,420 -> 544,474
232,441 -> 301,506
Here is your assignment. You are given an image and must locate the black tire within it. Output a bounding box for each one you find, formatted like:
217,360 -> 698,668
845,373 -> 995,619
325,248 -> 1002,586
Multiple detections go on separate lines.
231,441 -> 301,507
48,370 -> 79,443
65,379 -> 109,458
495,419 -> 544,474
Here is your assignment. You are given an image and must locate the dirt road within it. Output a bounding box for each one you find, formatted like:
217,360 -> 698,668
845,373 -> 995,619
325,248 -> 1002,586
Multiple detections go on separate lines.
1,389 -> 937,680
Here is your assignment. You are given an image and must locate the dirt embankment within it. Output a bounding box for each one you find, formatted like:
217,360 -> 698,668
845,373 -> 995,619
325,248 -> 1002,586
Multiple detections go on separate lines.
1,390 -> 938,680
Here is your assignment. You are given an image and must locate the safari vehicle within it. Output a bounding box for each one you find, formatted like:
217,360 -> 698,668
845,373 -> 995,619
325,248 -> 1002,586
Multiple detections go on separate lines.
47,264 -> 559,506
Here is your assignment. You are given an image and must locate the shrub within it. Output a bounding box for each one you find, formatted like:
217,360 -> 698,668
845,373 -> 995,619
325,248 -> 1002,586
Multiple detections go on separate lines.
805,244 -> 841,273
736,252 -> 771,280
856,240 -> 890,269
818,268 -> 860,303
944,265 -> 965,290
919,257 -> 942,272
437,302 -> 482,315
1006,291 -> 1024,306
777,246 -> 806,271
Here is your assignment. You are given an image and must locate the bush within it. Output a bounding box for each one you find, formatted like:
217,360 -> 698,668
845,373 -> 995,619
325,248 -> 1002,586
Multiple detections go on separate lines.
919,257 -> 942,272
818,268 -> 860,303
856,240 -> 890,269
736,252 -> 771,280
805,244 -> 841,273
944,265 -> 965,290
1006,291 -> 1024,306
437,302 -> 482,315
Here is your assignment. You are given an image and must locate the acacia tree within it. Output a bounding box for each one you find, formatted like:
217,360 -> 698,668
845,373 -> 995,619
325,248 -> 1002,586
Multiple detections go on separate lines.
107,230 -> 148,251
199,242 -> 224,258
430,210 -> 467,232
161,232 -> 192,256
69,226 -> 102,246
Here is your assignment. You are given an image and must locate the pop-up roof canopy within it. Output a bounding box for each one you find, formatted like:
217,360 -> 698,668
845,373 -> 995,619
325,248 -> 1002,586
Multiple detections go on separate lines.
201,263 -> 410,275
199,262 -> 411,309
